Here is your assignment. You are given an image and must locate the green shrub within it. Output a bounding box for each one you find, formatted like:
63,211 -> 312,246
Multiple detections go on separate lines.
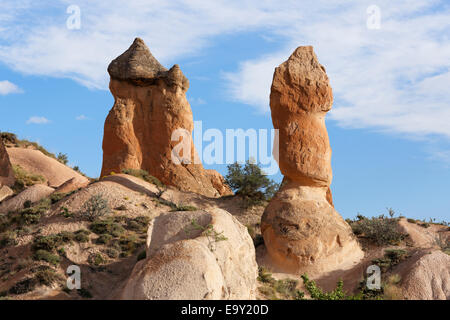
11,165 -> 46,193
0,231 -> 17,248
170,205 -> 198,212
90,218 -> 125,237
79,194 -> 110,221
118,234 -> 144,257
105,248 -> 120,259
407,218 -> 416,224
8,278 -> 37,295
74,229 -> 90,243
372,249 -> 408,273
301,274 -> 356,300
350,216 -> 406,246
225,160 -> 280,207
96,233 -> 113,245
57,153 -> 68,165
88,253 -> 106,266
33,250 -> 61,266
125,216 -> 151,233
121,168 -> 165,189
34,267 -> 62,286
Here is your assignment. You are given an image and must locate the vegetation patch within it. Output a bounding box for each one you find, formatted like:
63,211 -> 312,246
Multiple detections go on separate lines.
348,212 -> 406,246
11,165 -> 46,193
225,160 -> 280,207
79,194 -> 111,221
257,267 -> 304,300
121,168 -> 165,189
184,218 -> 228,251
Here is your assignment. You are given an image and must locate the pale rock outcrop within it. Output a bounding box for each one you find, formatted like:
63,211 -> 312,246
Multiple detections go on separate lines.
0,184 -> 54,213
7,147 -> 89,188
101,38 -> 232,198
0,139 -> 15,187
402,250 -> 450,300
261,47 -> 363,274
0,185 -> 13,203
121,208 -> 258,300
54,177 -> 89,194
262,181 -> 363,275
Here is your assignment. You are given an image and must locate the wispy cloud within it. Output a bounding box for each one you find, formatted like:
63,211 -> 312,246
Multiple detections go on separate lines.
0,80 -> 23,95
26,116 -> 50,125
0,0 -> 449,141
189,97 -> 206,106
75,114 -> 89,120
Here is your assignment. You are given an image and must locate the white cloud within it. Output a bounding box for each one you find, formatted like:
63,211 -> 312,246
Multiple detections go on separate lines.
26,116 -> 50,125
0,0 -> 449,141
0,80 -> 23,95
189,97 -> 206,106
76,114 -> 89,120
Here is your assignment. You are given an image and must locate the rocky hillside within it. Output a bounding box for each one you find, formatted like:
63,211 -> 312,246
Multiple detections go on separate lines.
0,39 -> 448,300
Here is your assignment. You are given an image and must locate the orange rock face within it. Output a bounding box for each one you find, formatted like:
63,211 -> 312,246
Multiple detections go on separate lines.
101,38 -> 232,198
0,139 -> 14,187
262,47 -> 363,275
270,46 -> 333,187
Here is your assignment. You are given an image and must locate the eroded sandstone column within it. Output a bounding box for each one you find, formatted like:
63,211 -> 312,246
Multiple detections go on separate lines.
101,38 -> 231,197
261,47 -> 363,275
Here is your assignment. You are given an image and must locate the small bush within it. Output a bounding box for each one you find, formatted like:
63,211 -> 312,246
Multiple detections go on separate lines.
105,248 -> 120,259
350,216 -> 406,246
57,153 -> 68,165
170,204 -> 198,212
8,278 -> 37,295
121,168 -> 165,189
301,274 -> 356,300
225,160 -> 280,207
33,250 -> 61,266
372,249 -> 408,273
88,253 -> 106,266
90,218 -> 125,237
0,231 -> 17,248
34,267 -> 62,286
12,165 -> 46,193
407,218 -> 416,224
74,229 -> 90,243
96,233 -> 113,245
79,194 -> 110,221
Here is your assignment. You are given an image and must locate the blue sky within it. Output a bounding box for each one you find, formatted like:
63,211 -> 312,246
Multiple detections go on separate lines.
0,1 -> 449,221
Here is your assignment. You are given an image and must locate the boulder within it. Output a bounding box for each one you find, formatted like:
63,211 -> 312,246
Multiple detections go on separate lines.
0,139 -> 15,187
121,208 -> 258,300
101,38 -> 231,198
402,250 -> 450,300
0,185 -> 13,203
261,181 -> 363,275
54,177 -> 89,194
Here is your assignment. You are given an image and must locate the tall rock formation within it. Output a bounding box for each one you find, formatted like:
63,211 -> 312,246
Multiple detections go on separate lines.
0,139 -> 15,187
101,38 -> 231,197
261,47 -> 363,275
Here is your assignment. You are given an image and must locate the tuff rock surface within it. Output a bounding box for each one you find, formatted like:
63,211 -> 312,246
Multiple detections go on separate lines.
121,208 -> 258,300
261,47 -> 363,274
101,38 -> 231,198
